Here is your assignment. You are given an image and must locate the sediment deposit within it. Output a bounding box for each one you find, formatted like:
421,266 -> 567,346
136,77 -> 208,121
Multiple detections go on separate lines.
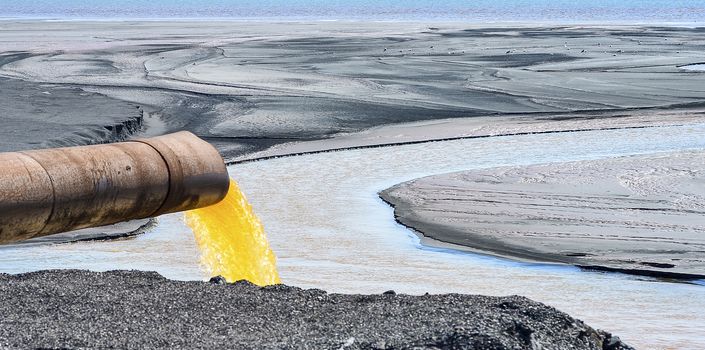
381,151 -> 705,279
2,22 -> 705,159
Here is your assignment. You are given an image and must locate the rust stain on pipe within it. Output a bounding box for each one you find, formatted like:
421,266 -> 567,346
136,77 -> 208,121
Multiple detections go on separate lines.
0,131 -> 229,244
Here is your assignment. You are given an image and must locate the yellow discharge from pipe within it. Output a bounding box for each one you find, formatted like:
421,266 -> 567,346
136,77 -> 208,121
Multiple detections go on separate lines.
184,179 -> 281,286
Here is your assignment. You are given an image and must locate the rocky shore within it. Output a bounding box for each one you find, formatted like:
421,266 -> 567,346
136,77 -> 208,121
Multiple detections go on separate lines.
0,270 -> 632,349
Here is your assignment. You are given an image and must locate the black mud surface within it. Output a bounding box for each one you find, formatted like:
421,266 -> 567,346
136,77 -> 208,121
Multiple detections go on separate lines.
0,270 -> 632,350
0,77 -> 142,152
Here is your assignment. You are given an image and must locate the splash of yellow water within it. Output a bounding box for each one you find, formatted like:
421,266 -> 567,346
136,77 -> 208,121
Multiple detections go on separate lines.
184,179 -> 281,286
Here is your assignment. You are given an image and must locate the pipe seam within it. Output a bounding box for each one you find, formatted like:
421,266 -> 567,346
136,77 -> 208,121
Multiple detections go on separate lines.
0,131 -> 228,244
129,140 -> 174,219
17,152 -> 57,238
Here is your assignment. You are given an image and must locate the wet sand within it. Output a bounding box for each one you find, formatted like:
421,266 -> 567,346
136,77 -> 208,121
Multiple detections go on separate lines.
381,151 -> 705,279
236,109 -> 705,162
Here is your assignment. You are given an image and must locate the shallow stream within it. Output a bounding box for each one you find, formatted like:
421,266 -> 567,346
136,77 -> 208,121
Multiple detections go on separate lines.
2,124 -> 705,348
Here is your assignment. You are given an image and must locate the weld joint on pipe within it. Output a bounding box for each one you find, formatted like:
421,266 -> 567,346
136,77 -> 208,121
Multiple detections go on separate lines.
16,151 -> 59,236
130,139 -> 175,218
0,131 -> 230,244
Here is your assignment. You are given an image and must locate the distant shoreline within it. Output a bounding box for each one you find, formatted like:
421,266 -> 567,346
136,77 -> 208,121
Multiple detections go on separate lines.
1,17 -> 704,27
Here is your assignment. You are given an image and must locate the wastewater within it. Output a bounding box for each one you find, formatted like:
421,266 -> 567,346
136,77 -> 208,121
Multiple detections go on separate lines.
184,179 -> 280,286
0,123 -> 704,348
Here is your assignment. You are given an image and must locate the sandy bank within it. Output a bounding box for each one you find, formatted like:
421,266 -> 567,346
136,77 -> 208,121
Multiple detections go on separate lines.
0,270 -> 632,349
381,151 -> 705,280
234,108 -> 705,163
0,219 -> 156,250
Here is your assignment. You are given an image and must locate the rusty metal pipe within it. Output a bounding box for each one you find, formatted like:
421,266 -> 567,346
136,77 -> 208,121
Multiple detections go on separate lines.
0,131 -> 229,244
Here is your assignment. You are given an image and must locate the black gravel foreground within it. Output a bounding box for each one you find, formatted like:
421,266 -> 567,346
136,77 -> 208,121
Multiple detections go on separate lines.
0,270 -> 632,350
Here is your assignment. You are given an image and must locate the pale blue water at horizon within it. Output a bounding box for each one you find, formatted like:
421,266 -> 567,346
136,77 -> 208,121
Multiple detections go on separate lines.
2,0 -> 705,23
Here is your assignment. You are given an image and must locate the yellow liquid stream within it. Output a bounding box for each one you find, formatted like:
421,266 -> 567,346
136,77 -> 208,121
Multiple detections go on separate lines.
184,179 -> 281,286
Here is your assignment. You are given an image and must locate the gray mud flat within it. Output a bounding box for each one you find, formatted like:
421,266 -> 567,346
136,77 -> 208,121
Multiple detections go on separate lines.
381,151 -> 705,280
2,22 -> 705,159
0,270 -> 631,350
0,77 -> 142,152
